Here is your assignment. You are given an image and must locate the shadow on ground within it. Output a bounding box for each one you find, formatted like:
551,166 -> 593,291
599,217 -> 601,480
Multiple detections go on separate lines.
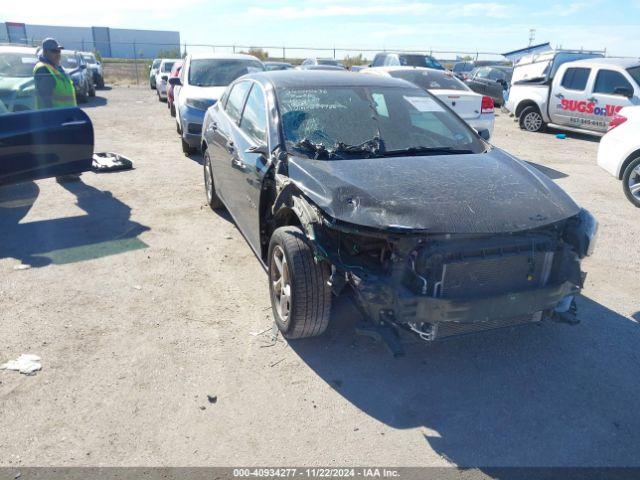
0,178 -> 149,267
81,95 -> 108,109
290,295 -> 640,468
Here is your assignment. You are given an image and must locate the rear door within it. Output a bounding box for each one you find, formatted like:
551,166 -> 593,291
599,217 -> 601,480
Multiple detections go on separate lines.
0,107 -> 94,185
589,68 -> 637,133
548,66 -> 592,128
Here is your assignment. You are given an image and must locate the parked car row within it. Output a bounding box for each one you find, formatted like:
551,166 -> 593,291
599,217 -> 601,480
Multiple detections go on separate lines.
0,44 -> 105,112
150,52 -> 597,350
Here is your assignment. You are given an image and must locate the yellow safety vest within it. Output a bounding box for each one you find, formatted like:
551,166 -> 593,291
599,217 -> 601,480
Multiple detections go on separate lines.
33,62 -> 77,109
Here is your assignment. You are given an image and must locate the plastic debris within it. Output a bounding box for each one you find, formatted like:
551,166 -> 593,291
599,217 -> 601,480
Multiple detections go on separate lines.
92,152 -> 133,172
556,133 -> 567,139
1,354 -> 42,375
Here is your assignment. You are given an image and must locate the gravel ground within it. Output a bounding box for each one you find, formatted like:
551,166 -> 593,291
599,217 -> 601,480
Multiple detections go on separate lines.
1,86 -> 639,468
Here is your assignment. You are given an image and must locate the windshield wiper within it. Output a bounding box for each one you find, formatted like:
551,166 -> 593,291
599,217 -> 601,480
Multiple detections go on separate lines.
332,136 -> 383,158
381,146 -> 474,157
291,138 -> 334,159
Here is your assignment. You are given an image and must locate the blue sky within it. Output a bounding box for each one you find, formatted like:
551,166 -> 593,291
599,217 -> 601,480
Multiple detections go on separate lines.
5,0 -> 640,57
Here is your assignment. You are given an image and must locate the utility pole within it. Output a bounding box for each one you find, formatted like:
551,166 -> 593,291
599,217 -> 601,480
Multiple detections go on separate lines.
528,29 -> 536,47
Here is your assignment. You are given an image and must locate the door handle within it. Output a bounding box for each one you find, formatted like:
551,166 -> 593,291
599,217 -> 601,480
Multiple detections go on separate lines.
231,158 -> 246,170
226,141 -> 235,153
207,121 -> 218,132
587,97 -> 598,103
61,120 -> 88,127
555,93 -> 564,99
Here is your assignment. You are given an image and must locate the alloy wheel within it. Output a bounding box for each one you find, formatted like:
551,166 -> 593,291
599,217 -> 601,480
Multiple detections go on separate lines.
524,111 -> 543,131
270,245 -> 291,323
628,166 -> 640,201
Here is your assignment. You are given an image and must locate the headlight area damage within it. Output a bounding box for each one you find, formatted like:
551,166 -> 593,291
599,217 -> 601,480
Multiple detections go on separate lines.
268,169 -> 596,355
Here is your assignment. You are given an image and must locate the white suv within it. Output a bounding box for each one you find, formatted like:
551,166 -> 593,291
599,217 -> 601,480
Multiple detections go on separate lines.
172,53 -> 264,154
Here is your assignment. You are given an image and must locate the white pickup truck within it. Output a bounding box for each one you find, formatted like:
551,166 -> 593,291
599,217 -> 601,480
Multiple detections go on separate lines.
506,53 -> 640,135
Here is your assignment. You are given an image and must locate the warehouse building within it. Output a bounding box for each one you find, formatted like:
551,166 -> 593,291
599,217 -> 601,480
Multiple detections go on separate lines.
0,21 -> 180,58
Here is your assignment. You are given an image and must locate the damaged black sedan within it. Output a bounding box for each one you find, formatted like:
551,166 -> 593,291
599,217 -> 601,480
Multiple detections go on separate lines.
200,71 -> 597,348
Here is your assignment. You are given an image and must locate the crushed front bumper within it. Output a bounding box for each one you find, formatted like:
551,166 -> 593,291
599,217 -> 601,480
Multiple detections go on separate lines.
356,280 -> 579,340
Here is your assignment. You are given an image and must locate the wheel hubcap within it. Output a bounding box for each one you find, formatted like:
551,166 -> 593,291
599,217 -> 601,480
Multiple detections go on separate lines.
628,165 -> 640,200
270,245 -> 291,322
524,112 -> 542,131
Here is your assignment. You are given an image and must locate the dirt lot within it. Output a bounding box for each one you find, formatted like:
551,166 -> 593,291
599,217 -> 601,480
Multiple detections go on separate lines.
1,86 -> 639,468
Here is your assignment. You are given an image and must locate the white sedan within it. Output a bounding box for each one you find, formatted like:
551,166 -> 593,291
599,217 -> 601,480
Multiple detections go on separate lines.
361,66 -> 495,139
597,106 -> 640,208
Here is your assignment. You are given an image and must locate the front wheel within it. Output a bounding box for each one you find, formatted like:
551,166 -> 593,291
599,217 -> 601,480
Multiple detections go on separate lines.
622,157 -> 640,208
519,106 -> 545,132
268,227 -> 332,339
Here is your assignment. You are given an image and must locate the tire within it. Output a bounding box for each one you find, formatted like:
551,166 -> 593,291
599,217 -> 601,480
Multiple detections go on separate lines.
268,226 -> 332,339
203,150 -> 223,210
622,157 -> 640,208
97,76 -> 105,89
181,136 -> 195,156
89,82 -> 96,97
176,119 -> 182,135
77,91 -> 88,104
519,105 -> 545,132
170,103 -> 176,117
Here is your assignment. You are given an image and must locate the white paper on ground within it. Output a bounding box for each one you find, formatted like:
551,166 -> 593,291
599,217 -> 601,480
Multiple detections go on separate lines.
1,354 -> 42,375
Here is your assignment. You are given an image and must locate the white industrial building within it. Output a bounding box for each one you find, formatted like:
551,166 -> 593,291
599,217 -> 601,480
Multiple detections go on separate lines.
0,21 -> 180,58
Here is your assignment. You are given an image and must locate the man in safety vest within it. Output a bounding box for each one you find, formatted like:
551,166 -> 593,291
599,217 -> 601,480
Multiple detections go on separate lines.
33,38 -> 77,109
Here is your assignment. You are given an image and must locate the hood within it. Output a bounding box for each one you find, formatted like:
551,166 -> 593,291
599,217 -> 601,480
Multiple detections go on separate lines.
0,76 -> 34,93
182,85 -> 226,100
286,148 -> 580,234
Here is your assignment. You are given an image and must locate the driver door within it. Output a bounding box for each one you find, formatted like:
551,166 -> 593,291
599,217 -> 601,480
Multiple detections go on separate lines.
0,107 -> 94,185
589,68 -> 638,133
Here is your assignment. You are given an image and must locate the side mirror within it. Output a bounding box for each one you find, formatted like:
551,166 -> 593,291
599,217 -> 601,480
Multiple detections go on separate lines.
477,128 -> 491,141
613,86 -> 634,98
97,61 -> 101,66
168,77 -> 182,86
161,75 -> 168,81
80,64 -> 87,70
245,143 -> 269,157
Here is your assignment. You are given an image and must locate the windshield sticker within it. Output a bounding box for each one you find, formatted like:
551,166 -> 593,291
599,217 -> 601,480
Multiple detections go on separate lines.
403,96 -> 445,112
22,57 -> 37,64
281,89 -> 347,113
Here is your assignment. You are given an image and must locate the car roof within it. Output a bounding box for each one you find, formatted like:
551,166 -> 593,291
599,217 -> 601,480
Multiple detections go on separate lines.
242,70 -> 417,89
377,52 -> 434,56
188,52 -> 261,61
568,57 -> 640,69
0,45 -> 37,54
160,58 -> 180,63
363,66 -> 447,74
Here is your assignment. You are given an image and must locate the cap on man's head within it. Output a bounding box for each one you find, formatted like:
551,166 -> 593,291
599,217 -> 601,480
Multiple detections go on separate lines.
42,38 -> 64,52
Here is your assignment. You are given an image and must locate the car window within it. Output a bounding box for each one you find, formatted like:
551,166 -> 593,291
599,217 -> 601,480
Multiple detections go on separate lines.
475,67 -> 491,79
487,69 -> 506,81
317,59 -> 339,66
561,68 -> 591,91
277,86 -> 484,157
161,62 -> 175,73
240,84 -> 268,143
593,69 -> 634,95
82,54 -> 95,64
384,55 -> 400,66
389,70 -> 467,91
60,54 -> 79,70
188,59 -> 264,87
627,67 -> 640,87
0,51 -> 38,77
398,55 -> 444,70
225,81 -> 252,123
152,59 -> 161,69
372,54 -> 385,67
